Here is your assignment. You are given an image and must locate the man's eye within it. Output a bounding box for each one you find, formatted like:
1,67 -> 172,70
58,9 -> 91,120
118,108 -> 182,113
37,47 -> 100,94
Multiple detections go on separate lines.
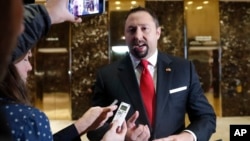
142,27 -> 149,32
128,28 -> 136,33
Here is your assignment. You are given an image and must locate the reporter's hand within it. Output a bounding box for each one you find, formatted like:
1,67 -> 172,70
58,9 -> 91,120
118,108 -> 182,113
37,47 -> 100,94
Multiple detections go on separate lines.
74,105 -> 117,135
152,132 -> 194,141
44,0 -> 82,24
101,121 -> 127,141
125,111 -> 150,141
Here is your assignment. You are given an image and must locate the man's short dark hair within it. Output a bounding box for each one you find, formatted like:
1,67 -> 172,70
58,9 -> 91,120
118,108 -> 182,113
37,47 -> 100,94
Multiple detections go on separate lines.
125,6 -> 160,27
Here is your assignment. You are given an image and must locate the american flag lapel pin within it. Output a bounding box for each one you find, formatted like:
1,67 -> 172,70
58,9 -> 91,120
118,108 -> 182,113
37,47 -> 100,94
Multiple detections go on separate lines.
165,68 -> 171,72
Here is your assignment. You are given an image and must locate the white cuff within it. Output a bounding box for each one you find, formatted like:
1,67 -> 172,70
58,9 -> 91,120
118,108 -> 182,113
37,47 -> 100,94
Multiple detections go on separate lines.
184,130 -> 197,141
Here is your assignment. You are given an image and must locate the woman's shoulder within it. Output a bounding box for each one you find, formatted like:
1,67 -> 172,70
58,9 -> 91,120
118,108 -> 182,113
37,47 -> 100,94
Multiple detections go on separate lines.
2,102 -> 47,119
1,103 -> 53,141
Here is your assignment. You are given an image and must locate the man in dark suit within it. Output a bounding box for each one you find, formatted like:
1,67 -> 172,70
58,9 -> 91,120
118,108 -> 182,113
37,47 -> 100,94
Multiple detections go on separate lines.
87,7 -> 216,141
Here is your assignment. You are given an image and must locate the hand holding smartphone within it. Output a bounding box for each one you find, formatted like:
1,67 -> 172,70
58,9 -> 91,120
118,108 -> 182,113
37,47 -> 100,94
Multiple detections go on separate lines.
68,0 -> 105,16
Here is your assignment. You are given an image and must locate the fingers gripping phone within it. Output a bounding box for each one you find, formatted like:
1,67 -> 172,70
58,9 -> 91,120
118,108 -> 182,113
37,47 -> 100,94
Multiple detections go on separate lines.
68,0 -> 105,16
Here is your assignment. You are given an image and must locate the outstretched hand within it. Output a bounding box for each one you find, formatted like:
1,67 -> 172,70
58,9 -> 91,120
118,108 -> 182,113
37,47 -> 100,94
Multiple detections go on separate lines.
125,111 -> 150,141
74,105 -> 117,135
44,0 -> 82,24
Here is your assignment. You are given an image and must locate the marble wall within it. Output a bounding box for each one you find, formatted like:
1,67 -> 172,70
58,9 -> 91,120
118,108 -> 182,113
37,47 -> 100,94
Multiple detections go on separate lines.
220,2 -> 250,116
70,14 -> 109,119
146,1 -> 184,57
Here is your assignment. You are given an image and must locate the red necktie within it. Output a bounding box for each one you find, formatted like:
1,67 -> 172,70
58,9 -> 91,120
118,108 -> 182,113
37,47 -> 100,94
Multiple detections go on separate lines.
140,60 -> 156,126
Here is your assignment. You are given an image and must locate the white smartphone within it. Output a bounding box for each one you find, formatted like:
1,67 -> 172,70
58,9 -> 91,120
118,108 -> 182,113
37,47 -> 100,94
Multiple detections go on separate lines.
68,0 -> 105,16
112,101 -> 130,126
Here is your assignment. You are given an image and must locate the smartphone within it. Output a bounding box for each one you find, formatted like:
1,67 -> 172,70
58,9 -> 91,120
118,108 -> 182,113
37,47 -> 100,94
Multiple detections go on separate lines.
68,0 -> 105,16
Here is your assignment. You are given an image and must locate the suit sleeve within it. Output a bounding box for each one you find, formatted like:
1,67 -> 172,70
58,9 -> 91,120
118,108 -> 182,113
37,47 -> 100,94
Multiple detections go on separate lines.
13,4 -> 51,61
53,124 -> 81,141
185,62 -> 216,141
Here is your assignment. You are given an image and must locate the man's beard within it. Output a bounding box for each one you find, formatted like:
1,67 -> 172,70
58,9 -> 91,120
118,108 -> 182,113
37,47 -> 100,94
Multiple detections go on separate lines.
131,44 -> 149,59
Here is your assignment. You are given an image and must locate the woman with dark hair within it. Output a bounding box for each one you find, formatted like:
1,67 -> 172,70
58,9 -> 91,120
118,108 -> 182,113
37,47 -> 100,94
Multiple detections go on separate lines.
0,50 -> 53,141
0,0 -> 127,140
0,4 -> 127,139
0,48 -> 126,141
0,49 -> 122,140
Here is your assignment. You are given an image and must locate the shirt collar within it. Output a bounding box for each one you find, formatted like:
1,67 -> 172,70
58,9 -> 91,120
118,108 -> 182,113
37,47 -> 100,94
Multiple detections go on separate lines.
129,50 -> 158,69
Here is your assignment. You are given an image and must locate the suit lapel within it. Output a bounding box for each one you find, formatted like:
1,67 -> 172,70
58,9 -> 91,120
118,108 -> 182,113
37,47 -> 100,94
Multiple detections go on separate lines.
117,54 -> 149,124
154,53 -> 173,128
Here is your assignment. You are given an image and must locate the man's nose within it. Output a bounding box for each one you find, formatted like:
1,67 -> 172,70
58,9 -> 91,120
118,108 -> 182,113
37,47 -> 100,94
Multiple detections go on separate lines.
134,28 -> 143,40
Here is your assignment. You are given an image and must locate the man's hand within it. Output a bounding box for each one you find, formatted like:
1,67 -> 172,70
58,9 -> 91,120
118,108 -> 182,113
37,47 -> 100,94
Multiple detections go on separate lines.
153,131 -> 194,141
125,111 -> 150,141
45,0 -> 82,24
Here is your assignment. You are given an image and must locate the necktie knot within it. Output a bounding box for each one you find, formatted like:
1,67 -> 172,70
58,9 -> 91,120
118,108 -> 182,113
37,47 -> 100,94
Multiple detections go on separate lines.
140,60 -> 149,69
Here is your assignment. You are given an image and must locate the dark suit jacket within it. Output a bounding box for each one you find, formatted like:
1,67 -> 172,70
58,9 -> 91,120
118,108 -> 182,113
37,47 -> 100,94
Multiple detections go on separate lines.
87,52 -> 216,141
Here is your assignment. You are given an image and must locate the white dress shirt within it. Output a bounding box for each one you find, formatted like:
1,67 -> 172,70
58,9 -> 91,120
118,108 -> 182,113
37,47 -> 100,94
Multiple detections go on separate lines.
129,50 -> 158,88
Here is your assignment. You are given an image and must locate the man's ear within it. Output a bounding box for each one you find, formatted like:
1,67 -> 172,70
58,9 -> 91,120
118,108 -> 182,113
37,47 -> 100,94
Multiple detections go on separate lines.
156,26 -> 161,40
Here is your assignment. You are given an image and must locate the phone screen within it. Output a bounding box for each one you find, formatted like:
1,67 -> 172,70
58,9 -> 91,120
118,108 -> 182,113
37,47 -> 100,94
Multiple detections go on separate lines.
68,0 -> 105,16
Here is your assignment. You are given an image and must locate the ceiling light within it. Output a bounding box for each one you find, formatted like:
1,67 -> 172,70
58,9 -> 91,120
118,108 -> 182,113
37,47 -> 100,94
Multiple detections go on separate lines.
115,1 -> 121,5
187,1 -> 193,5
120,36 -> 125,40
203,1 -> 209,4
196,6 -> 203,10
131,1 -> 137,5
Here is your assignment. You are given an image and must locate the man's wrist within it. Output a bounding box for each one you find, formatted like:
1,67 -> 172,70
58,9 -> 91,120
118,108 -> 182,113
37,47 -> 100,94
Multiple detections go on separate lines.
183,130 -> 197,141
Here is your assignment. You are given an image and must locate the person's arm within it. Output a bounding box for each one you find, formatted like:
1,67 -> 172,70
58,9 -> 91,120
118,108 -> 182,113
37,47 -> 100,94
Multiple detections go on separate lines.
184,62 -> 216,140
14,0 -> 82,62
74,105 -> 117,135
53,105 -> 117,141
14,4 -> 51,62
53,124 -> 81,141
